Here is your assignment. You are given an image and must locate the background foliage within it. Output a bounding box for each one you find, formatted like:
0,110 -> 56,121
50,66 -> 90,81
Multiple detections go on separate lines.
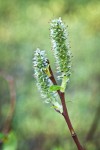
0,0 -> 100,149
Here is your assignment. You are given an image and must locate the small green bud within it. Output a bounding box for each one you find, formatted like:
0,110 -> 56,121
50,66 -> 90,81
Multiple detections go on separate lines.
52,101 -> 63,114
50,17 -> 71,83
0,132 -> 8,143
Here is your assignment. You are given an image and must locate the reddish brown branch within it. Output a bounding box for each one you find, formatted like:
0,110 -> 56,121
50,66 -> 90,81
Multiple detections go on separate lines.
0,72 -> 16,134
49,65 -> 84,150
61,92 -> 84,150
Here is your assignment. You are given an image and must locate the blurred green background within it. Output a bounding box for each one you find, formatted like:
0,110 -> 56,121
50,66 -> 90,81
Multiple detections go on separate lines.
0,0 -> 100,150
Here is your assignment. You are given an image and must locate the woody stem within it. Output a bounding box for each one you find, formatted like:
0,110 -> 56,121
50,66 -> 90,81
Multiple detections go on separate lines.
49,65 -> 84,150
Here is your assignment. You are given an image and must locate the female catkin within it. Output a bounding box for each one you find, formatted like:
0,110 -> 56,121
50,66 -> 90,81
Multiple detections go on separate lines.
50,18 -> 71,91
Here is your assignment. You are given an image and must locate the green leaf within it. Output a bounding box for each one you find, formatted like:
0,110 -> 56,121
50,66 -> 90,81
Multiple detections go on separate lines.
3,131 -> 17,150
49,85 -> 61,91
0,133 -> 5,140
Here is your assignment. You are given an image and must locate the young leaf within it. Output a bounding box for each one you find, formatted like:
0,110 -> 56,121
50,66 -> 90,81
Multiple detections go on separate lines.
0,133 -> 5,140
49,85 -> 61,91
3,131 -> 17,150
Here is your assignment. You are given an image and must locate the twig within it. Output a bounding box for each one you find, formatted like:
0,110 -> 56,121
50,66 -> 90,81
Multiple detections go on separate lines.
0,72 -> 16,145
49,65 -> 84,150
